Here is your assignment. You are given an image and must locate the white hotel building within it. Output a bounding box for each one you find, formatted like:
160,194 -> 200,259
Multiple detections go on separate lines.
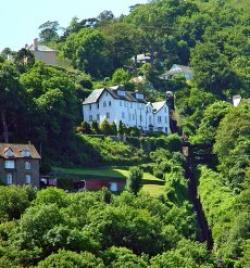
82,86 -> 170,133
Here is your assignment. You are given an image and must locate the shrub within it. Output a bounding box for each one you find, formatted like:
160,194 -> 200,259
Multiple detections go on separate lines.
126,167 -> 143,195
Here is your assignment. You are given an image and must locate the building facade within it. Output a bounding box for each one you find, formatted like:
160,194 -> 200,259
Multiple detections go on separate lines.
82,86 -> 170,133
28,38 -> 57,65
0,143 -> 41,187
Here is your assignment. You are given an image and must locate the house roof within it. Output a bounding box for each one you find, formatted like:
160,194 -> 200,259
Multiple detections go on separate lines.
168,64 -> 192,74
0,143 -> 41,159
152,101 -> 166,112
29,44 -> 56,52
83,86 -> 147,105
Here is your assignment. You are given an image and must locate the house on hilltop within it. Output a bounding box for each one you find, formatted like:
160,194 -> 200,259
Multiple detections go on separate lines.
82,85 -> 170,133
0,143 -> 41,187
28,38 -> 57,65
160,64 -> 193,80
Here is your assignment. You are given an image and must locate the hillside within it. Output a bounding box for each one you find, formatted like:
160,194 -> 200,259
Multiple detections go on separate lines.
0,0 -> 249,267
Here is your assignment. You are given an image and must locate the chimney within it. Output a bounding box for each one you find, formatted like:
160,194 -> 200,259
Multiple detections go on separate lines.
166,91 -> 175,111
33,38 -> 38,51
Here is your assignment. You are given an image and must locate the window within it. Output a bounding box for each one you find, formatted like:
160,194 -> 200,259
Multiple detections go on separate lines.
132,114 -> 135,121
6,173 -> 13,185
4,148 -> 14,158
5,160 -> 15,169
25,161 -> 31,170
135,93 -> 144,100
97,114 -> 100,121
103,101 -> 107,107
97,103 -> 99,109
140,115 -> 143,122
149,116 -> 152,124
165,117 -> 168,123
129,113 -> 131,121
108,101 -> 112,106
117,90 -> 126,97
89,104 -> 92,111
89,115 -> 93,122
120,101 -> 122,106
106,112 -> 110,119
157,116 -> 162,123
21,149 -> 31,158
25,175 -> 31,184
122,112 -> 125,119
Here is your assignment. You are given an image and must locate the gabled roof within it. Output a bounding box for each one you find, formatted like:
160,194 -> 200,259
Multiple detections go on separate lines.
83,86 -> 147,104
29,44 -> 56,52
0,143 -> 41,159
152,101 -> 166,113
168,64 -> 192,74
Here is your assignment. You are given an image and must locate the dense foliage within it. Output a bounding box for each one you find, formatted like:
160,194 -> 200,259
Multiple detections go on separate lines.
0,0 -> 249,267
0,186 -> 209,267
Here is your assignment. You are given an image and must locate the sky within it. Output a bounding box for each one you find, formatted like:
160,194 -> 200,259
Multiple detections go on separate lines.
0,0 -> 148,51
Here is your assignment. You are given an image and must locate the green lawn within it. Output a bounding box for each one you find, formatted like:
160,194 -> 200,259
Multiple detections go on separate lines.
53,166 -> 162,182
53,166 -> 165,197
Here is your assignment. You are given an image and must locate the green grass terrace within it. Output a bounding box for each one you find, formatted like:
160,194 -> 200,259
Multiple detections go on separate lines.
52,166 -> 165,197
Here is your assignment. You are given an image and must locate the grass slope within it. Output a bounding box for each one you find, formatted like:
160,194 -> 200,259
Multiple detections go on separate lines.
53,166 -> 165,196
53,166 -> 162,182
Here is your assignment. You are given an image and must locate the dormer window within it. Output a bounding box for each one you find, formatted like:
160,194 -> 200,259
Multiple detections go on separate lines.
4,148 -> 14,158
135,93 -> 144,100
21,149 -> 31,158
117,90 -> 126,97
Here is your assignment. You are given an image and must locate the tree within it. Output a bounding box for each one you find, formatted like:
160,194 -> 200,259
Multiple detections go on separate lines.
126,167 -> 143,195
91,121 -> 100,134
196,101 -> 231,144
97,10 -> 114,26
191,42 -> 239,96
14,48 -> 35,72
100,119 -> 113,135
63,28 -> 111,77
112,68 -> 131,86
103,246 -> 147,268
39,21 -> 60,42
0,186 -> 35,222
37,250 -> 104,268
0,62 -> 23,142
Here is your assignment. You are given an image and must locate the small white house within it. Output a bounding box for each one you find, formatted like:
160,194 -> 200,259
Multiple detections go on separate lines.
82,86 -> 170,133
160,64 -> 193,80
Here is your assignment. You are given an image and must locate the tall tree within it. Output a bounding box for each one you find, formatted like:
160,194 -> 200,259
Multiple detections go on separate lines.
0,62 -> 23,142
39,21 -> 60,42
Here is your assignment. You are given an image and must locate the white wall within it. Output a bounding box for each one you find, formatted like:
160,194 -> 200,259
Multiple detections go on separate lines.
83,91 -> 170,134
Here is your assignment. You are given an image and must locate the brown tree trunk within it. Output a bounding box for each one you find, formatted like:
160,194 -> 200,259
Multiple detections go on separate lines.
1,109 -> 9,143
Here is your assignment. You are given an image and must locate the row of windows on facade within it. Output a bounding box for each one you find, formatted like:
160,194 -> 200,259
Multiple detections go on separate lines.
4,160 -> 31,170
88,101 -> 167,113
6,173 -> 32,185
89,113 -> 168,124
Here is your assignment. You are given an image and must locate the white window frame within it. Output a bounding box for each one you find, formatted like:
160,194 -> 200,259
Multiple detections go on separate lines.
6,173 -> 13,185
25,174 -> 31,184
25,161 -> 31,170
5,160 -> 15,169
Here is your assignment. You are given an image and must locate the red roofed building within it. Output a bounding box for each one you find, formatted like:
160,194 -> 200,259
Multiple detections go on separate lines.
0,143 -> 41,187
